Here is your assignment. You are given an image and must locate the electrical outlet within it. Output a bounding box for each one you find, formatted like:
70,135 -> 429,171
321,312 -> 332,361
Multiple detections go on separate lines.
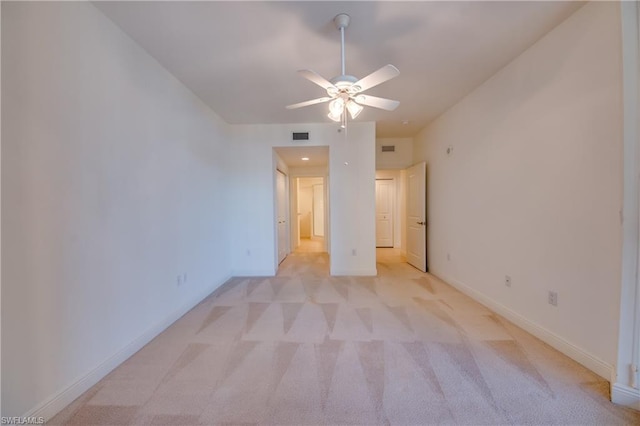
352,248 -> 357,256
447,253 -> 451,261
548,291 -> 558,306
505,275 -> 511,287
177,275 -> 182,287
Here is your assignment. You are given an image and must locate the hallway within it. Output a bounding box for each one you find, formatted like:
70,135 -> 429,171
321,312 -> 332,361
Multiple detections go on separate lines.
294,237 -> 325,254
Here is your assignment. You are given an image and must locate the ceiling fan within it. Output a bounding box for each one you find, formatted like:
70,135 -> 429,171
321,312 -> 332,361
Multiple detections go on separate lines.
286,13 -> 400,126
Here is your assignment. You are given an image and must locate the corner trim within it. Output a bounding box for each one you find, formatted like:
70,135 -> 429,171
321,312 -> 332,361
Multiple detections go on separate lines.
432,271 -> 614,381
612,383 -> 640,410
25,275 -> 231,422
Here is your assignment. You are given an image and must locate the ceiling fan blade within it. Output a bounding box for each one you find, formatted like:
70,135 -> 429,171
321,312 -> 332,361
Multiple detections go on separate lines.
352,64 -> 399,92
286,97 -> 333,110
298,70 -> 336,90
354,95 -> 400,111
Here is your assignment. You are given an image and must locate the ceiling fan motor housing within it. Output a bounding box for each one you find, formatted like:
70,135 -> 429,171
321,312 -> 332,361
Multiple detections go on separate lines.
329,75 -> 361,95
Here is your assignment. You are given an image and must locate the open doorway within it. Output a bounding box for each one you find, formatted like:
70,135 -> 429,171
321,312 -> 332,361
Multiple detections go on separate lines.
375,169 -> 408,265
273,146 -> 330,272
296,176 -> 325,253
375,164 -> 429,272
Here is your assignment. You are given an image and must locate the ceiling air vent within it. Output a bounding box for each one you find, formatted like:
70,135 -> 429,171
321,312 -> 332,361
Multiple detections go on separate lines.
381,145 -> 395,152
292,132 -> 309,141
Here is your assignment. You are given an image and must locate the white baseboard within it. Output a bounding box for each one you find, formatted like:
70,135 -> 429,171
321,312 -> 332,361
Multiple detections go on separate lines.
432,271 -> 614,381
26,275 -> 230,422
612,383 -> 640,409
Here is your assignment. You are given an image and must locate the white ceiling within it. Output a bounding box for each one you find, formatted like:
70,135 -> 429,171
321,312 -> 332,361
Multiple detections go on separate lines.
274,146 -> 329,168
95,1 -> 583,138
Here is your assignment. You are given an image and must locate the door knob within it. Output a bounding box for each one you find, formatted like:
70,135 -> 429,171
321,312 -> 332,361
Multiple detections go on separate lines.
417,221 -> 425,225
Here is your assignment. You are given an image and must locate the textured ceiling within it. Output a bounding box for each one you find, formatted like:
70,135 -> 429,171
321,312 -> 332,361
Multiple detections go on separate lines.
95,1 -> 583,138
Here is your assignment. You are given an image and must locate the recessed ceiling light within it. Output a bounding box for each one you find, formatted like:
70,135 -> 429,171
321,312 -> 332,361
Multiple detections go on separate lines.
402,120 -> 410,125
301,157 -> 310,161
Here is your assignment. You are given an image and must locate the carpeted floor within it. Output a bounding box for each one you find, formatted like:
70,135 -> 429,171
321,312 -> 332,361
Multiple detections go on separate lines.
50,250 -> 640,425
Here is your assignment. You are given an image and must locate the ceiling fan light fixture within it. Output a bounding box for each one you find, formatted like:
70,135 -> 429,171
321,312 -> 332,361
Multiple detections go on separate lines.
329,98 -> 345,115
346,100 -> 363,119
328,111 -> 342,122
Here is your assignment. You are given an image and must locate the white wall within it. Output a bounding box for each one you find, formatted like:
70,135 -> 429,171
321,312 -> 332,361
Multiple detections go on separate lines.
2,2 -> 232,418
313,183 -> 325,237
376,137 -> 413,169
413,2 -> 622,378
229,122 -> 376,276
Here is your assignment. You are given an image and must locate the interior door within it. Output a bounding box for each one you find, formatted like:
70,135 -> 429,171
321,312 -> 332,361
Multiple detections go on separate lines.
276,170 -> 288,264
406,162 -> 427,271
375,179 -> 394,247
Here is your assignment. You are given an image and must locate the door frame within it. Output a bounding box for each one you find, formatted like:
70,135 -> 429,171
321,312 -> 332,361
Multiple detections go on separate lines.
275,168 -> 290,266
613,0 -> 640,408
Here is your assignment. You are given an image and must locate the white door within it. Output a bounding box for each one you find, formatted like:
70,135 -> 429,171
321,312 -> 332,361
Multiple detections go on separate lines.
375,179 -> 394,247
406,162 -> 427,271
312,184 -> 324,237
276,170 -> 288,264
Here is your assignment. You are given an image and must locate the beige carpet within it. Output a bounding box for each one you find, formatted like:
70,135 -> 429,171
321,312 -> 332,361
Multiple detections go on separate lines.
50,250 -> 640,425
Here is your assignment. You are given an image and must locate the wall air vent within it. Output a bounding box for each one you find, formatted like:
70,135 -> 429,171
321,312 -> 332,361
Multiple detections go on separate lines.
292,132 -> 309,141
381,145 -> 395,152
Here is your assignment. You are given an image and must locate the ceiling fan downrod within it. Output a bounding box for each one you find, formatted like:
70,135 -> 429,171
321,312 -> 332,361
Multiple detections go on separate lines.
334,14 -> 350,77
